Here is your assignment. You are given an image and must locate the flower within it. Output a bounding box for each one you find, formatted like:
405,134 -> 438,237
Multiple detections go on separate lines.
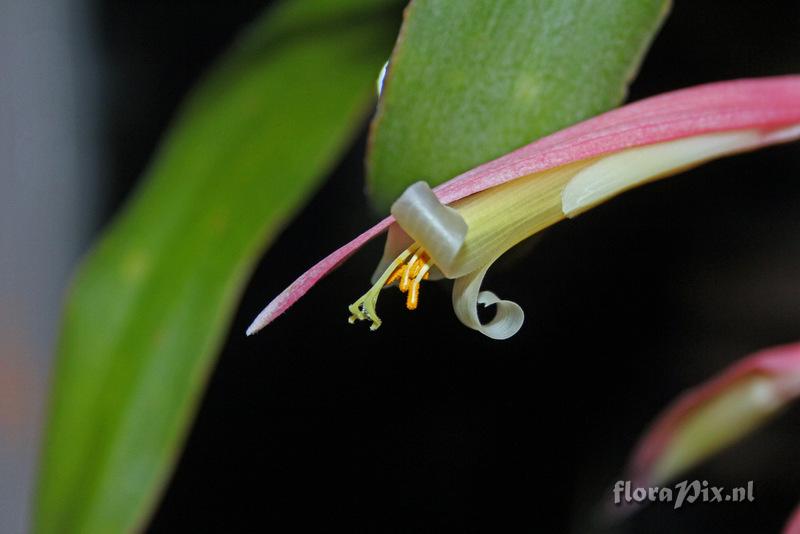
618,342 -> 800,529
624,342 -> 800,489
247,76 -> 800,339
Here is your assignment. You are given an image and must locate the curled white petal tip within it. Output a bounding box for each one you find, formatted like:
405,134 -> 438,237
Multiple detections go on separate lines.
476,290 -> 525,340
453,260 -> 525,340
391,181 -> 468,275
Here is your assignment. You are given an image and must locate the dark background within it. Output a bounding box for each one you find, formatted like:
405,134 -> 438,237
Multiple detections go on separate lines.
93,1 -> 800,532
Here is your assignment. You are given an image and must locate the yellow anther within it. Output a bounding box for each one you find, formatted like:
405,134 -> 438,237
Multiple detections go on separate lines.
406,280 -> 420,310
400,249 -> 423,292
398,266 -> 411,292
409,253 -> 428,278
407,261 -> 432,310
385,264 -> 406,287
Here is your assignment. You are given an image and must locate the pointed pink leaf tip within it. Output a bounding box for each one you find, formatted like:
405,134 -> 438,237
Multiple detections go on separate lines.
247,76 -> 800,334
627,341 -> 800,488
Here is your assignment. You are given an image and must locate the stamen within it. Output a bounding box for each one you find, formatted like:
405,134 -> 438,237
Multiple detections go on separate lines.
416,262 -> 432,282
407,280 -> 420,310
348,243 -> 436,329
385,264 -> 406,287
407,262 -> 432,311
409,253 -> 428,279
348,247 -> 414,329
399,250 -> 421,292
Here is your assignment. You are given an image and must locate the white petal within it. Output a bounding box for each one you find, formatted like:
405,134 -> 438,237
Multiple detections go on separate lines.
561,130 -> 762,217
762,123 -> 800,144
452,259 -> 524,340
391,181 -> 468,276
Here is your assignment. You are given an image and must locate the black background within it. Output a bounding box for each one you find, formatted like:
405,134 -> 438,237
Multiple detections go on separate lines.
94,1 -> 800,532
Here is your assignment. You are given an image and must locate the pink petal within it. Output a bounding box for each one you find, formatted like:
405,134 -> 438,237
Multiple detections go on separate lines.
248,76 -> 800,333
435,76 -> 800,203
245,217 -> 393,335
627,342 -> 800,487
784,504 -> 800,534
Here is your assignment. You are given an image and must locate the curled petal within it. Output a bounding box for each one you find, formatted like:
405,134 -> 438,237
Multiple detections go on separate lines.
626,342 -> 800,487
391,181 -> 468,275
384,182 -> 526,339
452,259 -> 524,340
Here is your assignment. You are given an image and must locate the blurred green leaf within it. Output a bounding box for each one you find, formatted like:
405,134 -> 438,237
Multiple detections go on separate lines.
34,1 -> 399,532
367,0 -> 670,210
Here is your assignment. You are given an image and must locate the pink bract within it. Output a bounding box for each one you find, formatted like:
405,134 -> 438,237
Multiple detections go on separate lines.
784,504 -> 800,534
627,341 -> 800,487
248,76 -> 800,334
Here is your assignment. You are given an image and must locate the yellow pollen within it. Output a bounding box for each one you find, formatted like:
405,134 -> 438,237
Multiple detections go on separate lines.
409,253 -> 428,278
348,243 -> 435,330
385,264 -> 406,287
407,280 -> 420,310
399,252 -> 418,292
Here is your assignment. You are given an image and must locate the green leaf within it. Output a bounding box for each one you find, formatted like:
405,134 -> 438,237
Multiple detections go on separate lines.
367,0 -> 671,210
34,1 -> 400,532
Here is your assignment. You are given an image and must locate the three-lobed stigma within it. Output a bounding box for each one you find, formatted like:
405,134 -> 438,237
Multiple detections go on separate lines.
348,244 -> 433,330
